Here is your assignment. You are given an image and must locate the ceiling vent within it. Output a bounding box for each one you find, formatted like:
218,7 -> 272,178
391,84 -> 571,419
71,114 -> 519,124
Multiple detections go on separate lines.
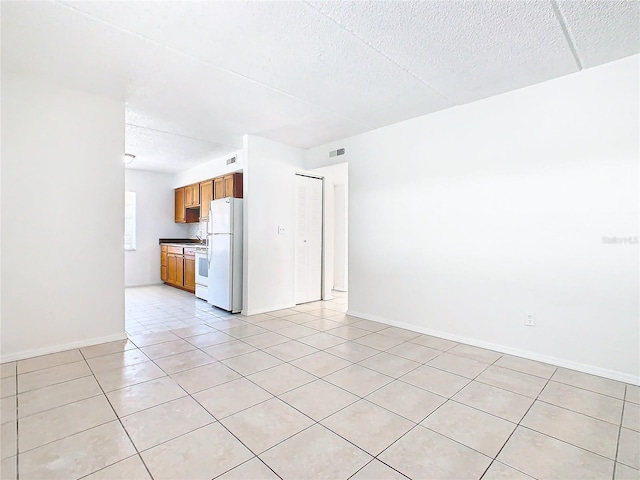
226,156 -> 237,165
329,148 -> 345,158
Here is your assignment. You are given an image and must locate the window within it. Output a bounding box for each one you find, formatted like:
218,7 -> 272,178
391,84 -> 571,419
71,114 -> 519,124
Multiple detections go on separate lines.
124,191 -> 136,250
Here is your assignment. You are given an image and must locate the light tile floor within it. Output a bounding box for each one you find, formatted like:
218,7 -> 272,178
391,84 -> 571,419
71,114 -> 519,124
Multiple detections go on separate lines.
1,285 -> 638,479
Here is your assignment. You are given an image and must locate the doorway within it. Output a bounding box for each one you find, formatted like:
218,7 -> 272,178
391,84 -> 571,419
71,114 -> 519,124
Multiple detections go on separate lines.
294,174 -> 323,304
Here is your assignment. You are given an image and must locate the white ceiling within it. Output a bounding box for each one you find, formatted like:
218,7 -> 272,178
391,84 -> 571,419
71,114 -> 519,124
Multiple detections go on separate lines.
2,1 -> 637,173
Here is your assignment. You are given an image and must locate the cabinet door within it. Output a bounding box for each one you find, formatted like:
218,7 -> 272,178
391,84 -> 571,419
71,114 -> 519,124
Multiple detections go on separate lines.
200,180 -> 213,221
174,188 -> 186,223
214,177 -> 225,200
224,174 -> 234,198
177,256 -> 184,286
167,254 -> 178,284
232,172 -> 243,198
184,256 -> 196,291
191,184 -> 200,206
161,266 -> 168,282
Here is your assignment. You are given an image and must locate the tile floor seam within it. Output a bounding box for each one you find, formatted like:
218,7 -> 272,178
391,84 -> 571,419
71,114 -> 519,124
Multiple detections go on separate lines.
14,371 -> 20,480
493,372 -> 608,479
15,358 -> 84,376
612,387 -> 626,479
16,372 -> 94,396
74,453 -> 141,480
17,416 -> 120,456
210,347 -> 427,466
476,375 -> 552,480
15,389 -> 102,421
394,367 -> 530,466
78,349 -> 157,480
210,456 -> 283,480
533,397 -> 624,428
347,457 -> 410,480
550,378 -> 628,401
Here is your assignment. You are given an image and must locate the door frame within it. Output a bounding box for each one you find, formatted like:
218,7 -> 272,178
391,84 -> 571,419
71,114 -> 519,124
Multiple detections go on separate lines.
294,172 -> 325,303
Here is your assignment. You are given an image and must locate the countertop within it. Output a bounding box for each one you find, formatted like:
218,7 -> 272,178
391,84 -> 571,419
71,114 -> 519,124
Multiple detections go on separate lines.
159,239 -> 207,249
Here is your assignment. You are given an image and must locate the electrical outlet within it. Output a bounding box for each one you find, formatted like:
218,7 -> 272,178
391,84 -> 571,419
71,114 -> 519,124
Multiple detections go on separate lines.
524,312 -> 535,327
278,226 -> 285,235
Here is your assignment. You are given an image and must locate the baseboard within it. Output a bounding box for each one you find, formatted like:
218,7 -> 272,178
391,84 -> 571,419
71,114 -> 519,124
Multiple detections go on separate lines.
125,282 -> 163,288
244,303 -> 297,316
0,332 -> 128,363
347,309 -> 640,386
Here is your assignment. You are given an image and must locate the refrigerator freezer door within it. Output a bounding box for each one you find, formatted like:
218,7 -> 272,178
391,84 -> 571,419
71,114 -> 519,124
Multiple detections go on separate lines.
211,198 -> 233,234
208,234 -> 232,310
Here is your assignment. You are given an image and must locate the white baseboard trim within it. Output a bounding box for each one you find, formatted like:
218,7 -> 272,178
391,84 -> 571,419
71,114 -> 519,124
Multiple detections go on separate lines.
244,303 -> 296,316
347,309 -> 640,386
125,282 -> 163,288
1,332 -> 128,363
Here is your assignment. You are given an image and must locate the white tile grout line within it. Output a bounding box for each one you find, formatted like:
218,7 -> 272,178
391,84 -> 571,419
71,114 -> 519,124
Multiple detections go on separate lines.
612,386 -> 627,480
77,347 -> 157,480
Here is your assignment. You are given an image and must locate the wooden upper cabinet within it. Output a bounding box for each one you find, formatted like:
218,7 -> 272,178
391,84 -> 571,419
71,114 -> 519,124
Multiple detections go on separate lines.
214,172 -> 243,200
226,172 -> 243,198
185,184 -> 200,208
178,172 -> 242,222
200,180 -> 213,221
174,188 -> 186,223
213,177 -> 225,200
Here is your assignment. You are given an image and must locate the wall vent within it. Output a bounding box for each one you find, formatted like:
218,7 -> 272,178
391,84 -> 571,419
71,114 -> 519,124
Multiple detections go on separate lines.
329,148 -> 345,158
226,156 -> 237,165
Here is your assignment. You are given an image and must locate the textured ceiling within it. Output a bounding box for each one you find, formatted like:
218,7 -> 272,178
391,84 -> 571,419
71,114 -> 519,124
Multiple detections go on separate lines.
2,0 -> 638,173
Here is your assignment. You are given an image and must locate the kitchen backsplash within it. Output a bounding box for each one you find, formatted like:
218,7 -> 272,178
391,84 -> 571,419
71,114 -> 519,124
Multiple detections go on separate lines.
188,221 -> 208,240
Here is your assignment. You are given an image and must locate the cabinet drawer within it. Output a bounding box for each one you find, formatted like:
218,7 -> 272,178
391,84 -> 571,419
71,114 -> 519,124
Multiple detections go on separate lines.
161,245 -> 167,252
167,246 -> 184,255
184,247 -> 196,257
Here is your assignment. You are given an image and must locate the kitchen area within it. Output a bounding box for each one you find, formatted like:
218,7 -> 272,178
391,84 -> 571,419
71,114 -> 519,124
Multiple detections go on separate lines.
125,164 -> 245,314
160,171 -> 243,313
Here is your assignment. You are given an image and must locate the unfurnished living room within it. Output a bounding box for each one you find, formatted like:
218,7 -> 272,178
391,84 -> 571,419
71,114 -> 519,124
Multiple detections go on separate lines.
1,1 -> 638,479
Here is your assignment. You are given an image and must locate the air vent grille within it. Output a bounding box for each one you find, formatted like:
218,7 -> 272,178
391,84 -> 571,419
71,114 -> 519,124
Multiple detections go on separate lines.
329,148 -> 346,158
226,156 -> 237,165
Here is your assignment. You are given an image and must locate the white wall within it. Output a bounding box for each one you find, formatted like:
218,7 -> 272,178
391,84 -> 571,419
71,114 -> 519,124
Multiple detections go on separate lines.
305,56 -> 639,383
172,149 -> 244,188
244,135 -> 306,314
334,183 -> 348,291
1,73 -> 126,361
125,169 -> 188,286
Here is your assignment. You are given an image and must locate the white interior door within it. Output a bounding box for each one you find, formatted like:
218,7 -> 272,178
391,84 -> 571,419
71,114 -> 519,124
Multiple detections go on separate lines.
295,174 -> 323,304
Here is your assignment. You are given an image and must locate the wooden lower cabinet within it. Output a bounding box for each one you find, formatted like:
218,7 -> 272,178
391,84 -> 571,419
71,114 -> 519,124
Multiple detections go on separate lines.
162,245 -> 195,293
183,255 -> 195,292
167,254 -> 181,285
161,246 -> 168,282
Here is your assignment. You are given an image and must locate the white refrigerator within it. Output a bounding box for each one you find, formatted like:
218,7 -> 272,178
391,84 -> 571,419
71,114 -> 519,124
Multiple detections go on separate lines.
207,197 -> 243,313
